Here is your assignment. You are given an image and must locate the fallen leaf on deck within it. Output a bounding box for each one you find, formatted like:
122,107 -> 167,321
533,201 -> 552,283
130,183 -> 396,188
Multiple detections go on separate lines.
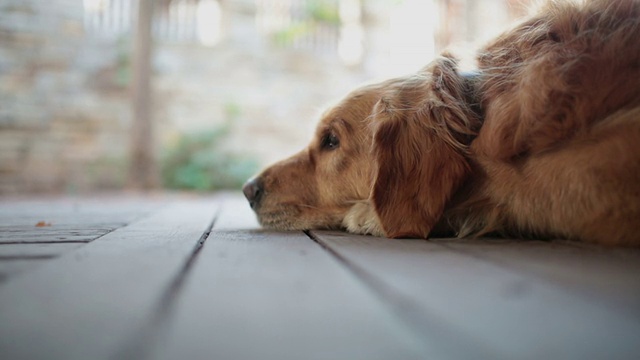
35,221 -> 52,227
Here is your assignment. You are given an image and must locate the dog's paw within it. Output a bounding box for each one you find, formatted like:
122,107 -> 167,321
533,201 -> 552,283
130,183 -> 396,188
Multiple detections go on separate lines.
342,202 -> 385,237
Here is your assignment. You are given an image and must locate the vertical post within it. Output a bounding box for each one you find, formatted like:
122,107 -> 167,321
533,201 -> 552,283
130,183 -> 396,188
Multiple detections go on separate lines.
435,0 -> 452,52
465,0 -> 478,43
130,0 -> 158,190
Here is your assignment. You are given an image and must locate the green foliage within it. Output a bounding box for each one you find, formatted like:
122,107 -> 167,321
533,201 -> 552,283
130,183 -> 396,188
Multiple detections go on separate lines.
161,126 -> 259,191
224,102 -> 242,120
115,36 -> 131,87
271,0 -> 340,46
307,0 -> 340,24
274,23 -> 313,46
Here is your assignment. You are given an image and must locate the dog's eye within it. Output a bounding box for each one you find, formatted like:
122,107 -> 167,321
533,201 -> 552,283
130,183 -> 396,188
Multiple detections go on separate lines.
321,133 -> 340,150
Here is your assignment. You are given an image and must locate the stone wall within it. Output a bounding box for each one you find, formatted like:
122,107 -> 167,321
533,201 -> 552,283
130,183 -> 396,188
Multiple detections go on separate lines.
0,0 -> 131,193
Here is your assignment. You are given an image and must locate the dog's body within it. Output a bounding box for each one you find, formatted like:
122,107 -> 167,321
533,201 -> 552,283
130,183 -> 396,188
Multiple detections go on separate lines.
244,0 -> 640,245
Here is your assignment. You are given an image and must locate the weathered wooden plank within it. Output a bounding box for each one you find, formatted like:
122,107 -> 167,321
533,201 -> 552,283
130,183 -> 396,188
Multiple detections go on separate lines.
440,238 -> 640,317
0,242 -> 80,281
0,199 -> 218,360
0,225 -> 122,233
0,243 -> 83,257
0,229 -> 114,243
148,199 -> 432,360
0,198 -> 160,227
312,231 -> 640,360
0,259 -> 48,281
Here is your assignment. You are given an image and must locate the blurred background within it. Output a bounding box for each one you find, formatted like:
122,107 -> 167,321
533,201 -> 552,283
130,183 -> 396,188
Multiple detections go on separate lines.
0,0 -> 532,195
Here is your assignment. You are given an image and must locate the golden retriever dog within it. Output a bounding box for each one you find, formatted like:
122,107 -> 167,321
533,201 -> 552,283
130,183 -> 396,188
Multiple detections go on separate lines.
243,0 -> 640,245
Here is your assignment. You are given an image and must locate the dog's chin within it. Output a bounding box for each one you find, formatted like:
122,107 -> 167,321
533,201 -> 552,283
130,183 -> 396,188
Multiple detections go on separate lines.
253,203 -> 347,232
252,202 -> 386,236
256,214 -> 307,231
253,206 -> 303,231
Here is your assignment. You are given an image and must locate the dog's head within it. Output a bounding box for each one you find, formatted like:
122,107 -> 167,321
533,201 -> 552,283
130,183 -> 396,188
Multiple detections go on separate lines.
243,55 -> 481,237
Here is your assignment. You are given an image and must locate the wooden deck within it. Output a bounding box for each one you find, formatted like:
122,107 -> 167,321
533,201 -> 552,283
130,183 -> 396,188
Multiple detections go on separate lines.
1,194 -> 639,360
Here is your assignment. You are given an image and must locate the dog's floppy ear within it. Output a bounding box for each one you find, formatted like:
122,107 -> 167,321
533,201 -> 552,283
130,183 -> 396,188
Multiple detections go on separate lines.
370,55 -> 480,238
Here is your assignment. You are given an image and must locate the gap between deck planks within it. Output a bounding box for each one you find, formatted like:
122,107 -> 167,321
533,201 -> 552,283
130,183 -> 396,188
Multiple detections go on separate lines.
138,197 -> 640,360
311,231 -> 640,360
147,198 -> 436,360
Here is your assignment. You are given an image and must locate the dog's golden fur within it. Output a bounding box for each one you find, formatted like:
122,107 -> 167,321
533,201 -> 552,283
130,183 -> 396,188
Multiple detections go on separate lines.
246,0 -> 640,245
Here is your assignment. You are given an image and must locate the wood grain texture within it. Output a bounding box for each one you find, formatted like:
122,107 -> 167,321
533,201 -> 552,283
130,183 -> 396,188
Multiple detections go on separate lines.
0,259 -> 48,280
0,243 -> 83,257
0,198 -> 159,283
149,199 -> 429,360
0,197 -> 159,227
0,229 -> 116,243
0,244 -> 84,281
2,194 -> 637,360
312,231 -> 640,360
440,238 -> 640,318
0,199 -> 217,360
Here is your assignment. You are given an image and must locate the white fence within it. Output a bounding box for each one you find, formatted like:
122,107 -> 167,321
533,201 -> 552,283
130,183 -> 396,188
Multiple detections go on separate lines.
83,0 -> 220,44
256,0 -> 340,52
83,0 -> 136,39
82,0 -> 361,62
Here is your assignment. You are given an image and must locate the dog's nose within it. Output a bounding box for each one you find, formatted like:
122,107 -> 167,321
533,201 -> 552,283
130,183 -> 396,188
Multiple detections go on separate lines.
242,177 -> 264,209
